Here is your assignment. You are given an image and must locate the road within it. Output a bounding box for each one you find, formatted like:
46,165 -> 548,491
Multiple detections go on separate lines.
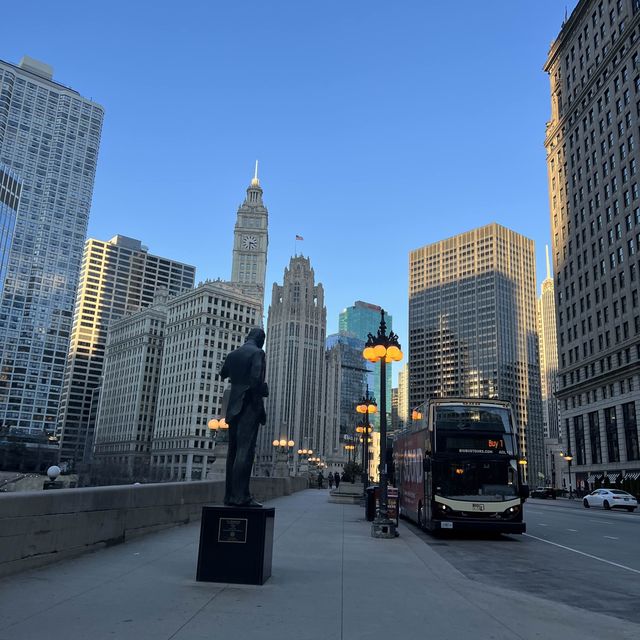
407,498 -> 640,625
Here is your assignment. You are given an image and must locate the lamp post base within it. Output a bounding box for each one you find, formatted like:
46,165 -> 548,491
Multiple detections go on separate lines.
371,518 -> 397,539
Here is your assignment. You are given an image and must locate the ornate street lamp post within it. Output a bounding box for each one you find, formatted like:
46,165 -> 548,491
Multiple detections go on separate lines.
344,443 -> 355,464
207,418 -> 229,478
296,446 -> 313,477
362,309 -> 403,538
272,438 -> 295,477
356,388 -> 377,492
563,453 -> 574,499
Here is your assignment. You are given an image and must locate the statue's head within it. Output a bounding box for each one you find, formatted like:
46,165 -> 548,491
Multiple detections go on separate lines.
246,327 -> 266,349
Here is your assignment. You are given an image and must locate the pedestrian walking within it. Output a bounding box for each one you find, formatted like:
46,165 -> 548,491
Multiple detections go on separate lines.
334,471 -> 341,489
328,473 -> 334,489
317,471 -> 324,489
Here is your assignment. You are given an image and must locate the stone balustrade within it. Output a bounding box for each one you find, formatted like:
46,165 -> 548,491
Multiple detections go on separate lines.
0,476 -> 307,578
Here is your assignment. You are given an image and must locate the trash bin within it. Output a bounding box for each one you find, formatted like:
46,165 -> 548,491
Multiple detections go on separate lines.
365,485 -> 377,521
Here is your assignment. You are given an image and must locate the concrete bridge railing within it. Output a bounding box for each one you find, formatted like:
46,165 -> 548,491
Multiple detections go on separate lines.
0,476 -> 308,578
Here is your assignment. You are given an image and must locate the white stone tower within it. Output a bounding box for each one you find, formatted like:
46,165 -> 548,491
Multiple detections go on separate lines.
230,162 -> 269,314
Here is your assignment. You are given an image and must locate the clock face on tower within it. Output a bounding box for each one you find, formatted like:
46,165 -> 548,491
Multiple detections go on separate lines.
242,234 -> 258,250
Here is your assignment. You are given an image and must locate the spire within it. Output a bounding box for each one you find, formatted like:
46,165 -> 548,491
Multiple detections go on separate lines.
545,244 -> 551,280
243,161 -> 264,206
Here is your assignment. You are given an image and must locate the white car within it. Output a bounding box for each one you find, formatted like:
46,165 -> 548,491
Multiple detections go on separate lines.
583,489 -> 638,512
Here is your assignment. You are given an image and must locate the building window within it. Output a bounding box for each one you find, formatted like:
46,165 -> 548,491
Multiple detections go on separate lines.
574,415 -> 586,465
623,401 -> 640,461
589,411 -> 602,464
604,407 -> 620,462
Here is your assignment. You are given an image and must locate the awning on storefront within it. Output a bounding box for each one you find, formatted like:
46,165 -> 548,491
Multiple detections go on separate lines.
587,471 -> 640,482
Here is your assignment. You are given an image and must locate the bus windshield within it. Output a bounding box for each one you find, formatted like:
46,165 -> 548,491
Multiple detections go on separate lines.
435,405 -> 513,433
435,405 -> 516,456
434,459 -> 518,501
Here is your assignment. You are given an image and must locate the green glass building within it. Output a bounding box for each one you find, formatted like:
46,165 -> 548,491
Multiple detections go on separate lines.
339,301 -> 393,430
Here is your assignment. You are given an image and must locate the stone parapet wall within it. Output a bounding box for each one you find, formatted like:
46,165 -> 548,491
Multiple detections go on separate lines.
0,476 -> 307,578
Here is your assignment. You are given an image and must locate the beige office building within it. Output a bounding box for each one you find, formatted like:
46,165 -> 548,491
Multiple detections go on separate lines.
409,223 -> 545,482
150,280 -> 261,481
538,247 -> 561,441
397,363 -> 409,430
92,290 -> 169,481
537,247 -> 564,486
544,0 -> 640,491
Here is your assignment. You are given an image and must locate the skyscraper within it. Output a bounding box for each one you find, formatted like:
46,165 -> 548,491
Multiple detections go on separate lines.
256,256 -> 326,475
150,281 -> 261,481
537,245 -> 563,486
323,333 -> 368,466
538,246 -> 560,442
230,163 -> 269,313
56,235 -> 196,465
0,165 -> 21,297
409,223 -> 545,482
339,301 -> 392,430
397,363 -> 409,430
391,387 -> 399,433
0,56 -> 104,438
545,0 -> 640,490
92,289 -> 169,482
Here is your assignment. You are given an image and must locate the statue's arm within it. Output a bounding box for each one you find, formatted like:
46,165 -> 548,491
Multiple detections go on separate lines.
250,351 -> 268,397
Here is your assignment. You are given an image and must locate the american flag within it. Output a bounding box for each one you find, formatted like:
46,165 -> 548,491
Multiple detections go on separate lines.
295,234 -> 304,241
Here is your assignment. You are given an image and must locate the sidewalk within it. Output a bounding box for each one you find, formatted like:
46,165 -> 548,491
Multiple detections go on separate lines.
0,489 -> 637,640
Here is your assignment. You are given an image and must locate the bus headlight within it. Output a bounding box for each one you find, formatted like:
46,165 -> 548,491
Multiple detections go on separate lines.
502,505 -> 520,518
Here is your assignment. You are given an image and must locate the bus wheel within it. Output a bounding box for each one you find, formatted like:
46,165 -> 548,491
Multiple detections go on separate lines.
417,503 -> 424,529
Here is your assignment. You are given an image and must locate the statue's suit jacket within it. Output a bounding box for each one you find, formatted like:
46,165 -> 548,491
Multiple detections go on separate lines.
219,339 -> 267,425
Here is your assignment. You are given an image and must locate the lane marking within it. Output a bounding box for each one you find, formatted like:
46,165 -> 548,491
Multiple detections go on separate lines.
524,533 -> 640,575
538,523 -> 548,526
568,528 -> 578,532
604,536 -> 619,540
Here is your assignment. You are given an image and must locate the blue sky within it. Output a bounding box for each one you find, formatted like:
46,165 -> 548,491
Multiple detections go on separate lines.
3,1 -> 578,382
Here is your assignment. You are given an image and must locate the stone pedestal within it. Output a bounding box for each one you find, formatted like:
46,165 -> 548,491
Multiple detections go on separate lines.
206,440 -> 228,479
196,505 -> 275,585
272,451 -> 290,477
371,518 -> 397,538
42,480 -> 64,490
328,482 -> 364,504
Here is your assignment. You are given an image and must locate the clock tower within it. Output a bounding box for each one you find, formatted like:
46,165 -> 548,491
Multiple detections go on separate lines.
230,162 -> 269,312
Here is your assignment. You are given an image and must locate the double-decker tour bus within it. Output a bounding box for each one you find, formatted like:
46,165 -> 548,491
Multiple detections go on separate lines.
395,398 -> 528,533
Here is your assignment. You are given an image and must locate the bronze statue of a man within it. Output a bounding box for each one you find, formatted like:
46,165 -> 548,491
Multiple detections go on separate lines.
219,327 -> 268,507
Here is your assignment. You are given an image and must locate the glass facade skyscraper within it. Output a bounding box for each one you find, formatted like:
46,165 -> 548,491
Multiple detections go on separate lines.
409,223 -> 545,482
0,56 -> 104,437
323,333 -> 368,465
0,165 -> 21,298
339,301 -> 392,430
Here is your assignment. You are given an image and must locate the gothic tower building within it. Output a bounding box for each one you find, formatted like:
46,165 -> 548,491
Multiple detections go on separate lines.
230,163 -> 269,314
256,256 -> 326,475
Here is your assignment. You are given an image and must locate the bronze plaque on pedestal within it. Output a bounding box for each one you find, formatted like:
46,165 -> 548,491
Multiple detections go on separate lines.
218,517 -> 248,543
